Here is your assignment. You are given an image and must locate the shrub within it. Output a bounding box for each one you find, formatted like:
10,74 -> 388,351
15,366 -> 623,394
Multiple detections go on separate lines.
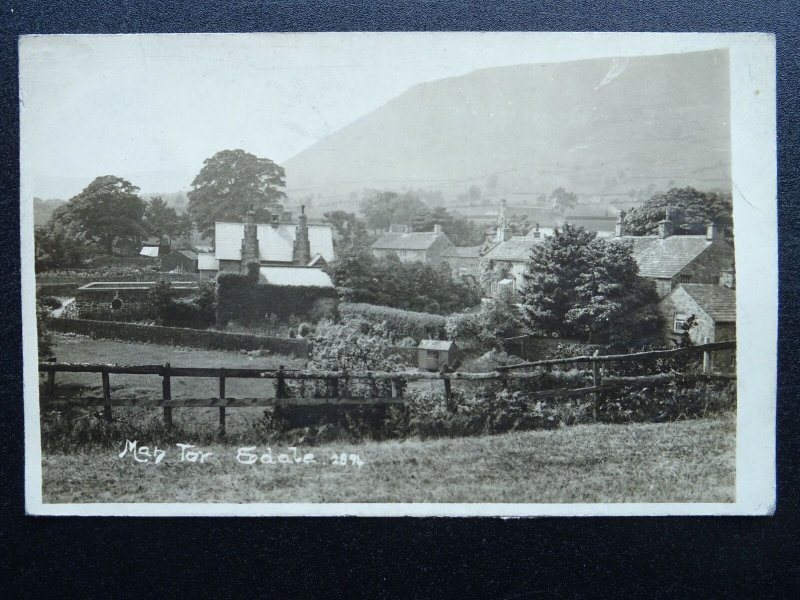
339,302 -> 446,340
38,295 -> 63,310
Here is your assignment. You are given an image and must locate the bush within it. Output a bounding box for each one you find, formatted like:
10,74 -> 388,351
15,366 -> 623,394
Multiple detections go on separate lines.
339,302 -> 446,341
38,295 -> 63,310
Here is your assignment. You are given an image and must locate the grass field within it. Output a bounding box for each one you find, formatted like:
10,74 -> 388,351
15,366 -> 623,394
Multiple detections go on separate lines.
41,415 -> 735,504
40,334 -> 736,504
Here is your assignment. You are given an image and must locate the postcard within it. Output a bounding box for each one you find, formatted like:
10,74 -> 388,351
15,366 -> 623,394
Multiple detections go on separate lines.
20,32 -> 776,516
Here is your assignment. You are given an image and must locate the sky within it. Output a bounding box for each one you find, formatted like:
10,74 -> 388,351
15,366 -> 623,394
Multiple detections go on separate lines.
20,32 -> 741,200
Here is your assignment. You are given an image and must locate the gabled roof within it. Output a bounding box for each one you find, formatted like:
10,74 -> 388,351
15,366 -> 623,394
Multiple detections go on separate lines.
214,222 -> 335,263
615,235 -> 713,279
197,253 -> 219,271
418,340 -> 455,351
678,284 -> 736,322
483,236 -> 545,262
441,245 -> 482,258
259,266 -> 334,288
172,249 -> 197,260
371,231 -> 449,251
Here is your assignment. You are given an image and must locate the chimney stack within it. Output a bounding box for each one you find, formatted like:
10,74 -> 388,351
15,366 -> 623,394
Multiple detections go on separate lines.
241,204 -> 259,267
706,222 -> 724,241
657,206 -> 675,239
292,204 -> 311,265
615,210 -> 627,237
433,224 -> 442,234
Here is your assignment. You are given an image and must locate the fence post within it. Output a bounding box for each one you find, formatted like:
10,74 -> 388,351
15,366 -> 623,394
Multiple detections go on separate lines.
441,364 -> 456,413
101,370 -> 112,422
218,368 -> 226,436
162,362 -> 172,427
276,365 -> 286,400
703,349 -> 712,374
592,350 -> 601,421
46,356 -> 56,400
330,373 -> 340,399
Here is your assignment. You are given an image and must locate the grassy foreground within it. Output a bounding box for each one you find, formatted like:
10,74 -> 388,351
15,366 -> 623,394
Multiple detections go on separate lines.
41,415 -> 735,504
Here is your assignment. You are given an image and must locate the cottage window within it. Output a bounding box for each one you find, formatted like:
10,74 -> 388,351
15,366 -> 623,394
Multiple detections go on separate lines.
673,312 -> 691,333
426,350 -> 438,358
678,274 -> 692,283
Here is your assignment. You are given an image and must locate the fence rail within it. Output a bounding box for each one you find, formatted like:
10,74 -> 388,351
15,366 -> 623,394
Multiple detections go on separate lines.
38,341 -> 736,433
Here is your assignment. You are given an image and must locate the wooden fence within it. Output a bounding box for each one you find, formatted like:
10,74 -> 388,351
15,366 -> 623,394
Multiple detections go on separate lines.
39,340 -> 735,433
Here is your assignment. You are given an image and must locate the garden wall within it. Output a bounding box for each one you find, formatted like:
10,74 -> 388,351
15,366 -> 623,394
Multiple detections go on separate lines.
47,317 -> 309,356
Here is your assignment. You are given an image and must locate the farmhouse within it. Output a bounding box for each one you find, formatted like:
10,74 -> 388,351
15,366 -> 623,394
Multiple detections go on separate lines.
371,224 -> 452,264
207,205 -> 335,275
613,209 -> 735,298
441,245 -> 482,283
658,270 -> 736,371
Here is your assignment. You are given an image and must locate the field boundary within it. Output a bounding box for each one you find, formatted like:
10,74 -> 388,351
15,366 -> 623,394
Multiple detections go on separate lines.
47,317 -> 309,356
40,341 -> 736,434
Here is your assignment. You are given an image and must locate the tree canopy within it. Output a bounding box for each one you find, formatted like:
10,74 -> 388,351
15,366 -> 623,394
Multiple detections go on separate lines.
187,149 -> 286,239
358,190 -> 427,232
49,175 -> 147,254
519,224 -> 662,344
144,197 -> 192,244
326,249 -> 481,314
323,210 -> 370,251
624,186 -> 732,236
550,187 -> 578,215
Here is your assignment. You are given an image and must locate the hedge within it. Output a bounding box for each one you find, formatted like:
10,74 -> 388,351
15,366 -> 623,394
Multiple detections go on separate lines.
338,302 -> 446,340
216,272 -> 337,325
47,317 -> 309,356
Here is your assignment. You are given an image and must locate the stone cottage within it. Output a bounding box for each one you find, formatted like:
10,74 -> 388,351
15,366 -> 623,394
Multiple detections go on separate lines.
613,208 -> 735,298
370,224 -> 453,264
658,269 -> 736,371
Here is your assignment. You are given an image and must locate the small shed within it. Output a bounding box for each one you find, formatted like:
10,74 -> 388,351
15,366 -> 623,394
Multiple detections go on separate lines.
418,339 -> 458,371
161,249 -> 198,273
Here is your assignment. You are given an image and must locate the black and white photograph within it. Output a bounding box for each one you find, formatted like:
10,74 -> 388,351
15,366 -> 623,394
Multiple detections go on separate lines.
20,32 -> 777,516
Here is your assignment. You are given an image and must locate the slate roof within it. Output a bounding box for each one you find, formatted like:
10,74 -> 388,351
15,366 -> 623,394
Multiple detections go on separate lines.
214,222 -> 335,263
418,340 -> 455,351
371,231 -> 448,251
442,245 -> 482,258
616,235 -> 713,279
197,253 -> 219,271
679,284 -> 736,322
483,236 -> 545,262
259,266 -> 334,288
174,250 -> 197,260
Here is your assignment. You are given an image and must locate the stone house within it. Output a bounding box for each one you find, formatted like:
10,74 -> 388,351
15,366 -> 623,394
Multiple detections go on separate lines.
480,225 -> 546,295
370,224 -> 453,264
207,205 -> 335,275
658,270 -> 736,371
613,209 -> 735,298
441,245 -> 483,283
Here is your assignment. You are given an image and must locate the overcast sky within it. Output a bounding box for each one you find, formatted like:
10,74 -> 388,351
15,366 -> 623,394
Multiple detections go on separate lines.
20,32 -> 738,200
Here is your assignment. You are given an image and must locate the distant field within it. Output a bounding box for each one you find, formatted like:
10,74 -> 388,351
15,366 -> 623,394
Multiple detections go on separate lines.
45,333 -> 307,401
41,415 -> 735,504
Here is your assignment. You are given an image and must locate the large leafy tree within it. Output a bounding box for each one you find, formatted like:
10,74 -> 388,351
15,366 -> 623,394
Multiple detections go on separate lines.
358,190 -> 427,232
187,149 -> 286,239
144,197 -> 192,245
519,224 -> 661,344
624,186 -> 732,236
52,175 -> 146,254
34,226 -> 86,270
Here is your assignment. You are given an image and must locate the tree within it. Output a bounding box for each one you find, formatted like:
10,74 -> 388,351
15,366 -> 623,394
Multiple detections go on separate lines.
323,210 -> 369,251
358,190 -> 427,232
624,186 -> 732,236
187,149 -> 286,239
144,196 -> 188,245
519,224 -> 661,344
51,175 -> 146,254
550,187 -> 577,215
34,226 -> 86,270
